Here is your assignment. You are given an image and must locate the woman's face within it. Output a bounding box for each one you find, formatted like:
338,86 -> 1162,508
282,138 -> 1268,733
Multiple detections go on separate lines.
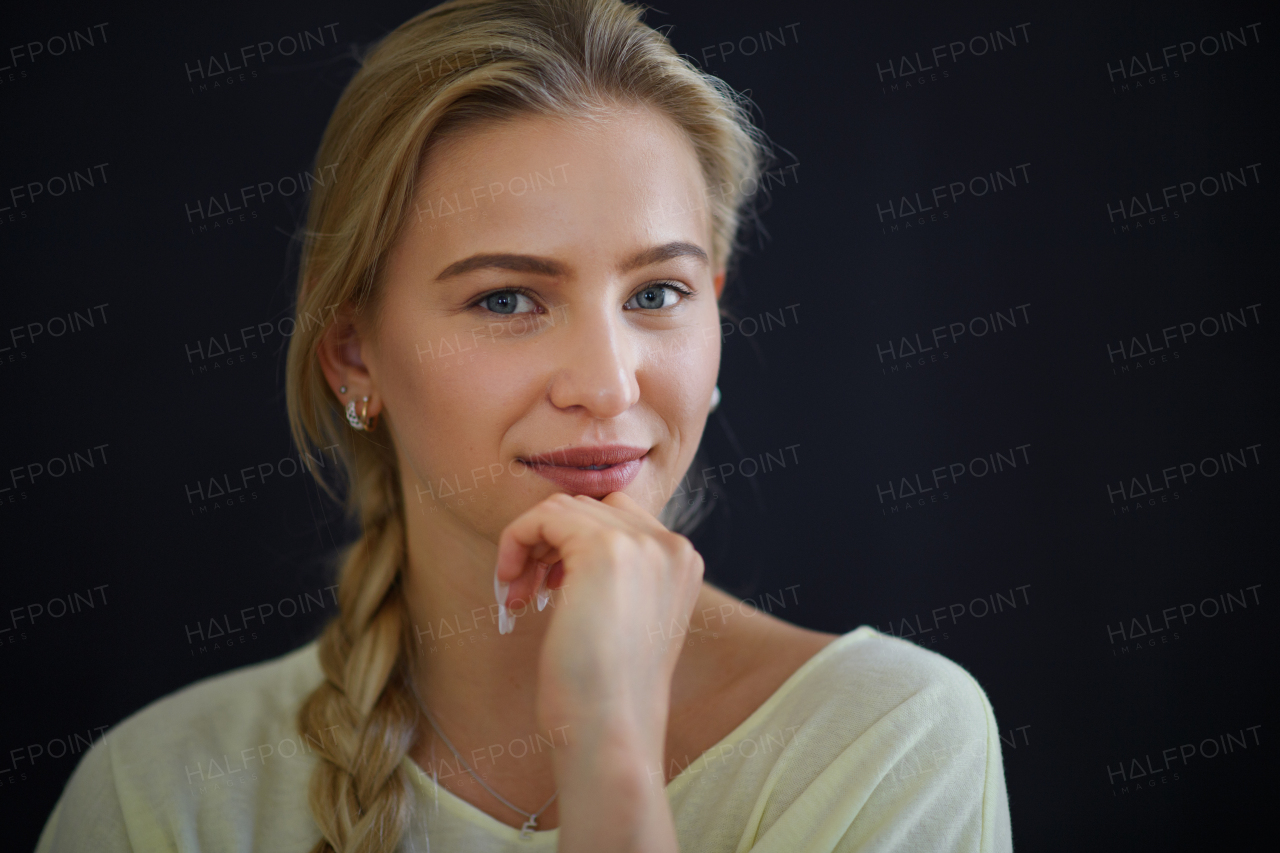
359,103 -> 724,542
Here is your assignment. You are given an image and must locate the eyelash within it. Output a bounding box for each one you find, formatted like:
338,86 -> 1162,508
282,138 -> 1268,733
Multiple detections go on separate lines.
628,281 -> 695,309
467,286 -> 540,315
468,282 -> 694,315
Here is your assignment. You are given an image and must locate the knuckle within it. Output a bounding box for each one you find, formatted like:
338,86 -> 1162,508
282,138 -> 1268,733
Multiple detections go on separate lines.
639,537 -> 666,562
661,530 -> 693,557
691,552 -> 706,580
596,528 -> 633,558
674,537 -> 703,578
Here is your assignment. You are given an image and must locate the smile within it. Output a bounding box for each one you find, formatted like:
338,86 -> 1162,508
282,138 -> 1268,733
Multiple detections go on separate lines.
519,445 -> 649,497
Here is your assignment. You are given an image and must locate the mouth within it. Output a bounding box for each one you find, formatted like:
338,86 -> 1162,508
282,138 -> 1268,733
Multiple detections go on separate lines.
518,445 -> 649,498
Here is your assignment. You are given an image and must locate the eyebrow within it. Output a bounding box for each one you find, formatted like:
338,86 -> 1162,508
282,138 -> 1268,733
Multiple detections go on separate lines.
434,240 -> 709,281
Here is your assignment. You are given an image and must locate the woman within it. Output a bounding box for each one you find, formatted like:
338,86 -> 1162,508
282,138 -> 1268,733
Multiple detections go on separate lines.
35,0 -> 1012,850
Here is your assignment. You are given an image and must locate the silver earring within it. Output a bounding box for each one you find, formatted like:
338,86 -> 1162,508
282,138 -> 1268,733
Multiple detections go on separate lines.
709,384 -> 721,413
346,396 -> 374,431
339,385 -> 347,394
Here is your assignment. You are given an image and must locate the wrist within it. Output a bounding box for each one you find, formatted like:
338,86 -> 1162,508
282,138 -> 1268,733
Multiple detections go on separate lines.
546,685 -> 668,756
554,731 -> 676,853
553,712 -> 663,779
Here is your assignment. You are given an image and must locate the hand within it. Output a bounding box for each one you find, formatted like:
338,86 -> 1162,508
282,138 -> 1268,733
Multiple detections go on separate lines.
493,491 -> 700,851
493,491 -> 705,756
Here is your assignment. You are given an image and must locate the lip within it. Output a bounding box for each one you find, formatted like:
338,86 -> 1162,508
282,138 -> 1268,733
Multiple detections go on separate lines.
520,444 -> 648,498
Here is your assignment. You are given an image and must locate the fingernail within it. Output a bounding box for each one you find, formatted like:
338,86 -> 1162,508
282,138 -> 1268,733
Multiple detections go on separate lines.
533,561 -> 550,611
493,571 -> 515,635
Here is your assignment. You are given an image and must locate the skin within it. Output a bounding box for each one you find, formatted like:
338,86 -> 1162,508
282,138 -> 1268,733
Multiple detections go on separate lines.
318,102 -> 836,850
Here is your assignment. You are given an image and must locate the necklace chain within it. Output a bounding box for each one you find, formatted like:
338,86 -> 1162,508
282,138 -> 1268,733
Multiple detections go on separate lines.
416,699 -> 559,839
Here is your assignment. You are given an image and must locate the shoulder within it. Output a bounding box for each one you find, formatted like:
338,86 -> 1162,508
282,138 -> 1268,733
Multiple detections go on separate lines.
807,626 -> 996,728
36,641 -> 327,853
780,626 -> 1001,784
745,625 -> 997,741
107,639 -> 326,766
671,625 -> 1010,850
763,627 -> 1012,851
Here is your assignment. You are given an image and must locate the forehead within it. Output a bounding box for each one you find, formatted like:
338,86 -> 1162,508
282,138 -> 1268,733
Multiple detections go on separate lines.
408,104 -> 712,268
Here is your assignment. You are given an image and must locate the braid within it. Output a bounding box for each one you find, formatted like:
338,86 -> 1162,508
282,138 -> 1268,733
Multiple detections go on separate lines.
298,457 -> 420,853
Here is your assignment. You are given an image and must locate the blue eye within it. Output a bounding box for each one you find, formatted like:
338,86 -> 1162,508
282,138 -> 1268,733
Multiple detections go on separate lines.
478,289 -> 539,315
626,282 -> 691,311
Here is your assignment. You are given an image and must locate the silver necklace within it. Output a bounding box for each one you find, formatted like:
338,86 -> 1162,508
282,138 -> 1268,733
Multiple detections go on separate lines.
420,706 -> 559,839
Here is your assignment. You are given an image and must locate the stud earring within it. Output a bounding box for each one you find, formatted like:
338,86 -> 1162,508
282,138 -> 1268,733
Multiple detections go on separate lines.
709,384 -> 721,413
339,385 -> 347,394
346,395 -> 376,431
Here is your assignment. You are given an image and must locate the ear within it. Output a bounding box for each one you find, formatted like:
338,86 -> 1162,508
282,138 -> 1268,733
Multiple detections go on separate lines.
712,269 -> 726,301
316,303 -> 382,417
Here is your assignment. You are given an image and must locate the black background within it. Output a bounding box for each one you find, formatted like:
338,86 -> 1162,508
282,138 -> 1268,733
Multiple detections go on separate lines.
1,1 -> 1274,850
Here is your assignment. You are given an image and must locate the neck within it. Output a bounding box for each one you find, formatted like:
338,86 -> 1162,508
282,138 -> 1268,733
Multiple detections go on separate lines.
397,498 -> 572,830
400,498 -> 558,742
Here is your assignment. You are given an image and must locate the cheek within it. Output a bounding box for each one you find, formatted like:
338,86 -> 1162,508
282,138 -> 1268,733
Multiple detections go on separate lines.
390,326 -> 543,470
635,318 -> 720,502
641,314 -> 722,403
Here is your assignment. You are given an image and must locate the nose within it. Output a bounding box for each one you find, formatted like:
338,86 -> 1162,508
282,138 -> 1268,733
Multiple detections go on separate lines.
546,304 -> 640,418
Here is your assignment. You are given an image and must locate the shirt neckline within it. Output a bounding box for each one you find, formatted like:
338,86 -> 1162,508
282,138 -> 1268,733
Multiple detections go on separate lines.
398,625 -> 871,838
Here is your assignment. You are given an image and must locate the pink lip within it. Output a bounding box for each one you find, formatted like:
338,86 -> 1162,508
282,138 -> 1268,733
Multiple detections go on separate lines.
520,444 -> 648,498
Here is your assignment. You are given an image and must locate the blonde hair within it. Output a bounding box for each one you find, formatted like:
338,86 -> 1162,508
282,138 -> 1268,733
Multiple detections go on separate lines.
285,1 -> 767,850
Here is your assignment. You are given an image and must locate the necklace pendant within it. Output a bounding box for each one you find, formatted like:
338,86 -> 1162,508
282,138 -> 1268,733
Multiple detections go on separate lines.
519,817 -> 537,839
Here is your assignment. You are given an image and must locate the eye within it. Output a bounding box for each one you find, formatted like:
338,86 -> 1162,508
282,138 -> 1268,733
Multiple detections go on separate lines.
625,282 -> 692,311
474,288 -> 540,316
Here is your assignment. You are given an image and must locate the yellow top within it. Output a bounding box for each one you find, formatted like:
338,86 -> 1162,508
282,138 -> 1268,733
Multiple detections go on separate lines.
35,626 -> 1012,852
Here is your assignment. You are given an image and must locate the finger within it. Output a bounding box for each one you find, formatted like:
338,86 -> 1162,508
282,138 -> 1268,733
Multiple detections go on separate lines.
545,560 -> 565,590
534,560 -> 557,609
525,541 -> 560,564
564,492 -> 666,537
495,492 -> 659,601
494,496 -> 597,586
598,490 -> 665,527
505,559 -> 553,610
499,549 -> 556,608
